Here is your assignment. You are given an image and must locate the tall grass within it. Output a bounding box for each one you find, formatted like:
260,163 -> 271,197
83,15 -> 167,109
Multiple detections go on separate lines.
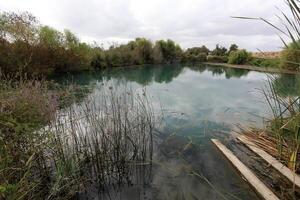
0,76 -> 59,199
234,0 -> 300,172
260,77 -> 300,171
0,76 -> 157,199
46,87 -> 156,198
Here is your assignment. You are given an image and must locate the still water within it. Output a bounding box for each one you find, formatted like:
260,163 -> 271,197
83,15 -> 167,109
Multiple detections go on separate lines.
54,64 -> 300,200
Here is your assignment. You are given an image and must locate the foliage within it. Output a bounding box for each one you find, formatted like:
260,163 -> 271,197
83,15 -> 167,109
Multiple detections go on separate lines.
280,41 -> 300,70
185,46 -> 210,56
228,49 -> 251,65
207,55 -> 228,63
0,76 -> 156,199
260,77 -> 300,172
249,57 -> 280,68
210,44 -> 228,56
235,0 -> 300,70
0,77 -> 59,199
0,11 -> 94,75
155,39 -> 182,63
0,11 -> 246,75
182,46 -> 209,63
228,44 -> 238,54
182,52 -> 207,63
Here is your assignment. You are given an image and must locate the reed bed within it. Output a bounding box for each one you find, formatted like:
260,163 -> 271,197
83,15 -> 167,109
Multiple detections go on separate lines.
46,87 -> 156,198
0,77 -> 157,199
240,76 -> 300,173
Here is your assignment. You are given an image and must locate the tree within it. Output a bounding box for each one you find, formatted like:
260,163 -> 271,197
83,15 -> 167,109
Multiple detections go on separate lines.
39,26 -> 63,48
64,29 -> 79,49
228,44 -> 238,53
155,39 -> 181,63
211,44 -> 227,56
0,11 -> 38,44
152,43 -> 163,64
185,46 -> 210,56
133,38 -> 153,64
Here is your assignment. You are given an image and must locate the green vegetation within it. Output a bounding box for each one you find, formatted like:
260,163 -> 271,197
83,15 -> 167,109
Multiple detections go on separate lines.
0,76 -> 156,199
207,55 -> 228,63
2,10 -> 270,77
228,49 -> 251,65
248,77 -> 300,173
280,41 -> 300,70
0,77 -> 58,199
1,11 -> 226,77
210,44 -> 228,56
249,57 -> 281,68
0,11 -> 185,76
182,46 -> 209,63
241,0 -> 300,176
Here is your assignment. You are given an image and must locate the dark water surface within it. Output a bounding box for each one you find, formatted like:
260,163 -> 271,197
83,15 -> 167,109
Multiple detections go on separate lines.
53,64 -> 300,200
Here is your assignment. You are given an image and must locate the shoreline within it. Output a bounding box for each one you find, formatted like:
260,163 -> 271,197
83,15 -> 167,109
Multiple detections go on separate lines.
204,62 -> 300,75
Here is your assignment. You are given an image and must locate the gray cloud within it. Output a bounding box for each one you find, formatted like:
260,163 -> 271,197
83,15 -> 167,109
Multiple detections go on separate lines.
0,0 -> 290,51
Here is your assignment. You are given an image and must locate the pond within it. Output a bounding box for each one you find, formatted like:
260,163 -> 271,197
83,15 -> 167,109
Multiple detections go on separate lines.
53,64 -> 300,200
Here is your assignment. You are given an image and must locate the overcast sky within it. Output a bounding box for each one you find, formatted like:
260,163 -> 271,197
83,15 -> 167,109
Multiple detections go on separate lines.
0,0 -> 290,51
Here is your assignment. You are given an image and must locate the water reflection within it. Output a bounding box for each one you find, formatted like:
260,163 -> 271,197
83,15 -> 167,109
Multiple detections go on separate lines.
52,64 -> 300,200
272,74 -> 300,97
52,64 -> 251,86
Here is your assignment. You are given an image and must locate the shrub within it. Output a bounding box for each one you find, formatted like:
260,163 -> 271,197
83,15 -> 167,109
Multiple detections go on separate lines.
228,49 -> 250,65
194,53 -> 207,62
249,57 -> 280,68
280,41 -> 300,70
182,52 -> 207,63
0,77 -> 59,199
207,55 -> 228,63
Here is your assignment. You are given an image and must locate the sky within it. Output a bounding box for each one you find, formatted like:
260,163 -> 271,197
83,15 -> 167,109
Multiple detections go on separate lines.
0,0 -> 290,51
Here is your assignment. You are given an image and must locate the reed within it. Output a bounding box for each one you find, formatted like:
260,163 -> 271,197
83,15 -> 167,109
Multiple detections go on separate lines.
236,0 -> 300,173
243,76 -> 300,173
0,75 -> 157,199
46,86 -> 156,198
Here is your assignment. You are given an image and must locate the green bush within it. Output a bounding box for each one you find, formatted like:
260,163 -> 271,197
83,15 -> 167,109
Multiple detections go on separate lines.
280,42 -> 300,70
228,49 -> 250,65
0,78 -> 59,199
194,53 -> 207,62
207,55 -> 228,63
182,52 -> 207,63
249,57 -> 280,68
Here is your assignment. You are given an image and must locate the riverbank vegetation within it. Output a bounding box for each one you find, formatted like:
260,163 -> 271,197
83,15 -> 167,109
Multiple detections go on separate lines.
0,75 -> 157,199
0,11 -> 257,77
241,0 -> 300,174
1,0 -> 300,198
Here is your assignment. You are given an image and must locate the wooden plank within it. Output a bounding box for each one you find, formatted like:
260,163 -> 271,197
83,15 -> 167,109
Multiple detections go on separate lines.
211,139 -> 279,200
238,135 -> 300,188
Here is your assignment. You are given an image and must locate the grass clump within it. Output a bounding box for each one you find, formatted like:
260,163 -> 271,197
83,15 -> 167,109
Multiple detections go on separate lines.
280,41 -> 300,70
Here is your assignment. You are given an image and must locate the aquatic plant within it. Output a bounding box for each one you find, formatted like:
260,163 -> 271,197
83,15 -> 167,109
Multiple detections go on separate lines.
0,75 -> 157,199
46,87 -> 156,198
243,76 -> 300,174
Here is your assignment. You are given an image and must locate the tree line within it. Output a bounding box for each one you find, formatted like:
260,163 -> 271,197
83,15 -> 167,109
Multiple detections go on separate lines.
0,11 -> 239,76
